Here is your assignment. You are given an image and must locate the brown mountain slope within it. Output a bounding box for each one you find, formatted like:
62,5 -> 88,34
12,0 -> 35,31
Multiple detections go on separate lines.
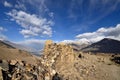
0,40 -> 38,64
81,38 -> 120,53
42,40 -> 120,80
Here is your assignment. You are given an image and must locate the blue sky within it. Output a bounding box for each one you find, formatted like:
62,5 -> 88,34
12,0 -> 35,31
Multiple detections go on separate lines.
1,0 -> 120,50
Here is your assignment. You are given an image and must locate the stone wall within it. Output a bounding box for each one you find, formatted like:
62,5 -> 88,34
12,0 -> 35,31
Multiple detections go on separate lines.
43,40 -> 75,63
42,40 -> 76,79
0,40 -> 75,80
41,40 -> 76,79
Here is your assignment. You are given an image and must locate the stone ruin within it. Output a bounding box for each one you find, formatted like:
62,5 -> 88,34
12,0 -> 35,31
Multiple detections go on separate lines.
0,40 -> 75,80
43,40 -> 75,63
41,40 -> 75,79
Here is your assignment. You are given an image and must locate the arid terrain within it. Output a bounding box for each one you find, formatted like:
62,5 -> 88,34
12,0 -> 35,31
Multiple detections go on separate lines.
42,40 -> 120,80
1,0 -> 120,80
0,39 -> 120,80
0,40 -> 38,65
57,52 -> 120,80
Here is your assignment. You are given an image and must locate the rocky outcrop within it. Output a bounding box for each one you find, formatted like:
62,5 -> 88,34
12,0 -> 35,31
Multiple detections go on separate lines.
0,40 -> 120,80
42,40 -> 75,79
0,59 -> 49,80
43,40 -> 75,63
0,40 -> 75,80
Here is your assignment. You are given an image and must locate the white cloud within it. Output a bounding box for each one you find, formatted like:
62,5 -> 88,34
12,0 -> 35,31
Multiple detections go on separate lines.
0,27 -> 6,32
48,12 -> 54,18
76,24 -> 120,42
61,38 -> 90,45
4,1 -> 13,7
15,1 -> 26,10
69,0 -> 120,31
69,0 -> 120,21
0,34 -> 7,40
0,27 -> 7,40
16,39 -> 45,51
61,24 -> 120,45
7,9 -> 53,38
20,29 -> 38,38
26,0 -> 48,13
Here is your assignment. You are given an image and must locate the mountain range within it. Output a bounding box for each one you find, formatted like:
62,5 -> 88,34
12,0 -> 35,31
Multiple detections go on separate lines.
1,40 -> 37,52
81,38 -> 120,53
0,40 -> 39,64
1,38 -> 120,55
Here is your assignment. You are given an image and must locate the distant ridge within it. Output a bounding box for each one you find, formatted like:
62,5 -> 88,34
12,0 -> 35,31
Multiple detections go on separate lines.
0,40 -> 15,49
2,40 -> 36,52
81,38 -> 120,53
69,43 -> 89,51
0,40 -> 39,64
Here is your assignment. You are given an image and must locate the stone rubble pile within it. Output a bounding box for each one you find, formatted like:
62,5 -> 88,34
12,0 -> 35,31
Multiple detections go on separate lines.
0,40 -> 76,80
0,59 -> 43,80
41,40 -> 75,79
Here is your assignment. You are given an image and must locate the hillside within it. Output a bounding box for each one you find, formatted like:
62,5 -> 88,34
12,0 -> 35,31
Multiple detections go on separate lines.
81,38 -> 120,53
2,40 -> 36,53
40,40 -> 120,80
0,40 -> 120,80
70,43 -> 89,51
0,40 -> 38,64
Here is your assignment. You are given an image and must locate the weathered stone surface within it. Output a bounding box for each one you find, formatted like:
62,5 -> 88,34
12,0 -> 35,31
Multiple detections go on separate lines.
42,40 -> 76,79
0,59 -> 46,80
43,40 -> 75,63
0,67 -> 3,80
45,40 -> 53,45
